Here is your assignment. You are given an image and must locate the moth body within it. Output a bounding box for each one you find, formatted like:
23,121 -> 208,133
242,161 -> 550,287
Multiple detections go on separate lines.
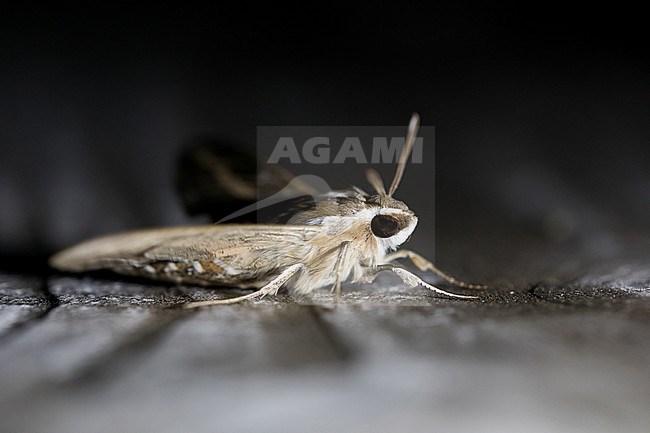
49,191 -> 417,295
50,114 -> 486,306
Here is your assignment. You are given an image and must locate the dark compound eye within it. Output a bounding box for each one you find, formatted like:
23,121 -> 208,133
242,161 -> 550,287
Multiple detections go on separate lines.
371,214 -> 400,238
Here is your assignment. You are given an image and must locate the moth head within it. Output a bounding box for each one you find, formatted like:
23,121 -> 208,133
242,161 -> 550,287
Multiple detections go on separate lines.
365,194 -> 418,251
286,113 -> 421,251
363,113 -> 421,251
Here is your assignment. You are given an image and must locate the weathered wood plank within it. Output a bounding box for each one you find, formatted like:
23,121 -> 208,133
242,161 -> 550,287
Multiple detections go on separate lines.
0,276 -> 350,433
0,274 -> 52,336
2,236 -> 650,433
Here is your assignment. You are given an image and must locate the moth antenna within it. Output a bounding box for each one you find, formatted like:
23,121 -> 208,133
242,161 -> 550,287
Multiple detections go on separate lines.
388,112 -> 420,197
365,168 -> 387,196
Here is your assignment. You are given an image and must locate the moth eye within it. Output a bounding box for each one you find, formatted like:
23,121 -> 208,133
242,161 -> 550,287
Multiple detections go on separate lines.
371,214 -> 400,238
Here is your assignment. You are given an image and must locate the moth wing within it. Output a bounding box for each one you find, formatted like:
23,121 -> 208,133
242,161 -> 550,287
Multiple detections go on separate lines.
141,225 -> 317,265
50,224 -> 319,272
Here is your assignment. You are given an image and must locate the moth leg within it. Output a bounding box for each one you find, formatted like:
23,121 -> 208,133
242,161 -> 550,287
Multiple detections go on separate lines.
365,264 -> 478,300
183,263 -> 304,308
330,241 -> 351,302
383,249 -> 487,289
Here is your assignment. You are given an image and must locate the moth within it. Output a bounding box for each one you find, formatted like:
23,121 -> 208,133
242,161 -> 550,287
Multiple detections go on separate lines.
50,114 -> 485,307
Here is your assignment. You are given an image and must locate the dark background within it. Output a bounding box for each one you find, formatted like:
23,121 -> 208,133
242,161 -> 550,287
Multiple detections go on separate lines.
1,2 -> 648,279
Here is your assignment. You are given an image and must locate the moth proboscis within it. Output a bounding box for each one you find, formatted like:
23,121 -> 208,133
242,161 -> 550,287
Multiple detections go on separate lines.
50,114 -> 487,307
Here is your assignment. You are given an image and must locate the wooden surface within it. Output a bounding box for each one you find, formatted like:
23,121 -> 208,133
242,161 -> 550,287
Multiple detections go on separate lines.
1,228 -> 650,433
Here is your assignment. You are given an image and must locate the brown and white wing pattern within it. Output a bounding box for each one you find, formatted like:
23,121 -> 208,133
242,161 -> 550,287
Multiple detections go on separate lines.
49,225 -> 319,287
